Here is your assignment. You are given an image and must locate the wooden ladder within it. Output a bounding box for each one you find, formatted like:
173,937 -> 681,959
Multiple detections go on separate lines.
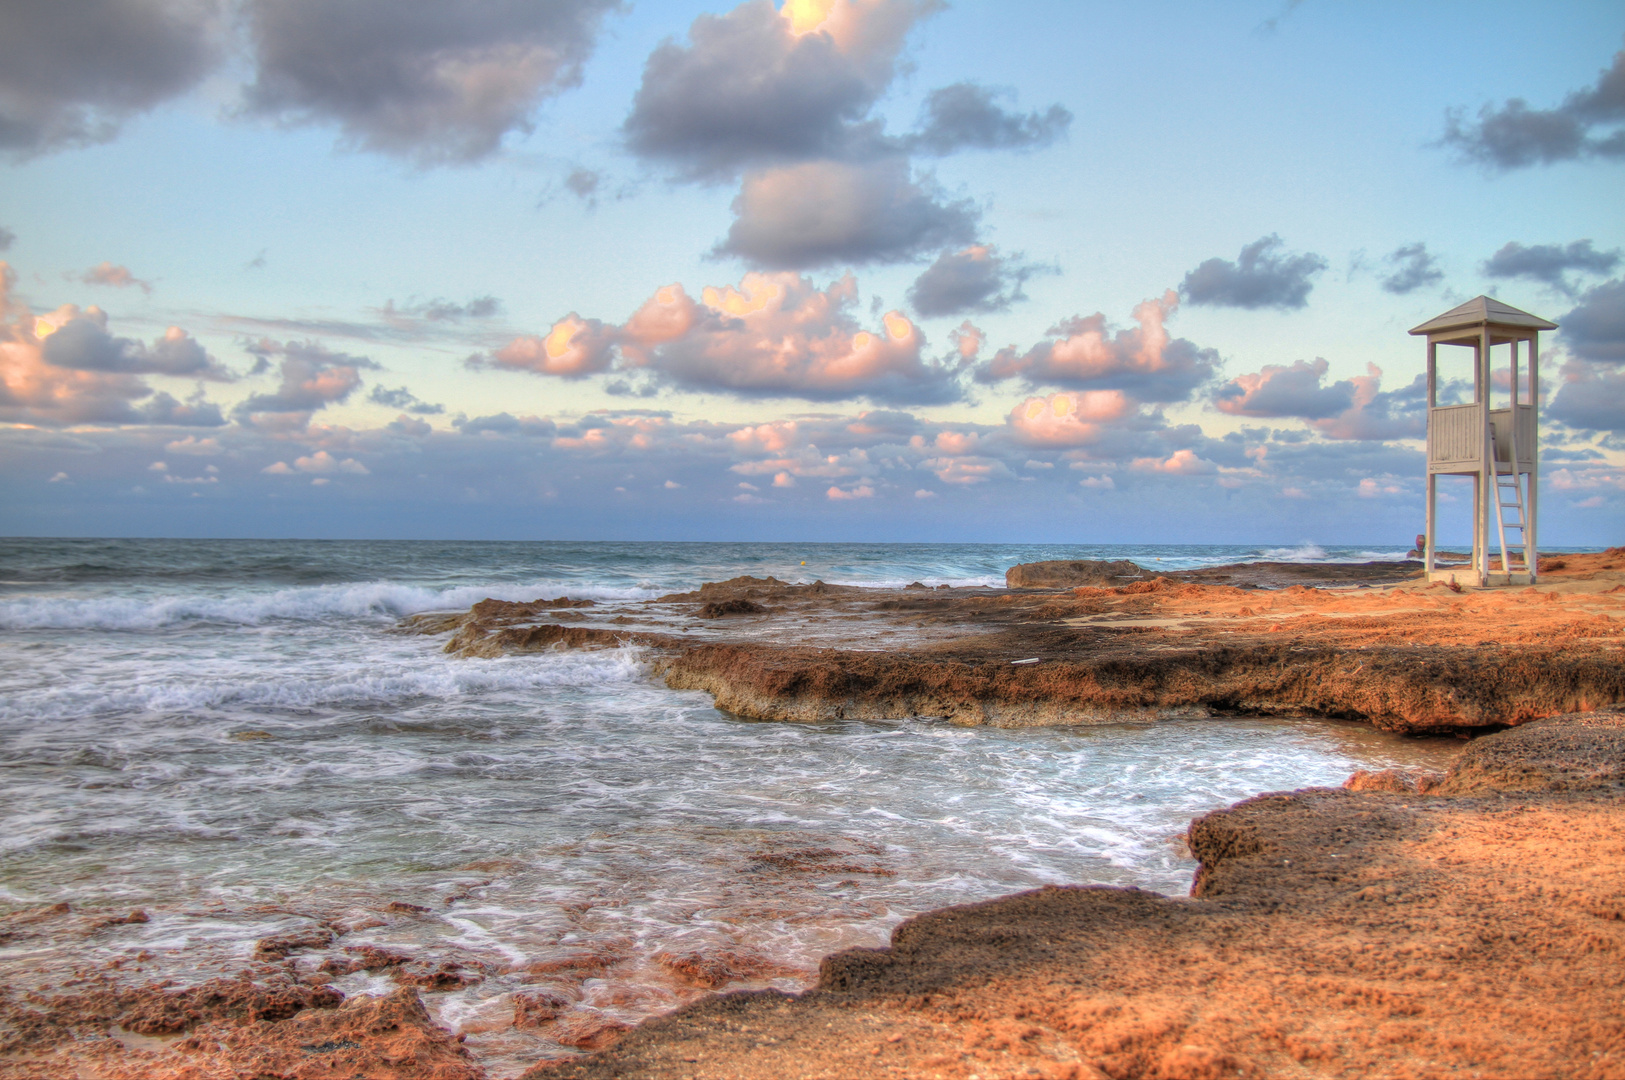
1492,424 -> 1529,577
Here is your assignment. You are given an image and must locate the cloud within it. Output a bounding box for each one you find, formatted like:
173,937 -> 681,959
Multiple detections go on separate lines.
165,435 -> 220,454
1559,278 -> 1625,363
827,483 -> 875,499
0,0 -> 223,157
1482,240 -> 1620,295
0,227 -> 13,251
904,82 -> 1070,155
293,450 -> 368,474
379,295 -> 501,324
623,0 -> 926,179
1213,358 -> 1354,420
487,271 -> 962,404
1550,360 -> 1625,432
0,271 -> 230,427
454,412 -> 559,438
1216,360 -> 1426,441
623,1 -> 1064,271
239,0 -> 624,164
486,314 -> 616,378
907,244 -> 1041,316
977,291 -> 1219,402
1356,476 -> 1405,498
78,261 -> 152,294
1379,243 -> 1443,295
716,157 -> 978,268
1439,45 -> 1625,169
562,166 -> 607,207
621,274 -> 949,400
1131,448 -> 1215,475
368,384 -> 444,414
41,314 -> 232,380
1180,234 -> 1328,310
948,321 -> 983,361
138,390 -> 226,426
1007,390 -> 1136,446
234,339 -> 376,424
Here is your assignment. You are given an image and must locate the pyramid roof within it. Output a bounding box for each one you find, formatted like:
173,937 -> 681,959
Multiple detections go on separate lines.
1409,296 -> 1557,336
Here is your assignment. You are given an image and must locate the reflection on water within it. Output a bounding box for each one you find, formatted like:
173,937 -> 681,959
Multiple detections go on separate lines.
0,539 -> 1463,1076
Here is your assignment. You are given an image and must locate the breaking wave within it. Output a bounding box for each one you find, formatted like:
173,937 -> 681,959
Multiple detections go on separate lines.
0,580 -> 658,631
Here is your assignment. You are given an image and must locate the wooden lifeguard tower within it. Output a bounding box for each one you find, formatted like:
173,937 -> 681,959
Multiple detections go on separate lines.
1411,296 -> 1556,587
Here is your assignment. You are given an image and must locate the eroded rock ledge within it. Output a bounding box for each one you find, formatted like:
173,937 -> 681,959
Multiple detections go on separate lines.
409,553 -> 1625,736
534,707 -> 1625,1080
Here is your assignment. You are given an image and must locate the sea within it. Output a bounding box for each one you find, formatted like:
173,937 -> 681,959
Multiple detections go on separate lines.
0,538 -> 1464,1074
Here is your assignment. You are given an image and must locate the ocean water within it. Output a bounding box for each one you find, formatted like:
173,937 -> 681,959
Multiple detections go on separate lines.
0,538 -> 1460,1074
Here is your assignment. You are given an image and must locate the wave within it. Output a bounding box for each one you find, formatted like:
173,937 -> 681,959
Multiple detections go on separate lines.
823,576 -> 1003,590
0,580 -> 659,631
0,646 -> 653,723
1259,543 -> 1329,562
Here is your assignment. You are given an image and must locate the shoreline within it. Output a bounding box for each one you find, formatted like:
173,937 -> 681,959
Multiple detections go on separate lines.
537,705 -> 1625,1080
3,551 -> 1621,1078
422,549 -> 1625,737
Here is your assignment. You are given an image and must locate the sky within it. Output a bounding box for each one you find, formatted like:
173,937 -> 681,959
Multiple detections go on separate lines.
1,0 -> 1622,545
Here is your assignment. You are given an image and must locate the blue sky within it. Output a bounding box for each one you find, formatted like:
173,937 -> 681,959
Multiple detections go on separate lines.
1,0 -> 1621,543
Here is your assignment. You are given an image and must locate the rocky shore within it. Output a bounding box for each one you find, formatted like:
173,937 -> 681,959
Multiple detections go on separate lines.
4,551 -> 1621,1079
537,705 -> 1625,1080
412,548 -> 1625,736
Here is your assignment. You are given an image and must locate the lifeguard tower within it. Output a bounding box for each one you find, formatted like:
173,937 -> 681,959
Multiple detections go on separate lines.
1410,297 -> 1556,587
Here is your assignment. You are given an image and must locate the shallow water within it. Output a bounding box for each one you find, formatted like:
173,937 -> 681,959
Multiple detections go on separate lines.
0,539 -> 1463,1075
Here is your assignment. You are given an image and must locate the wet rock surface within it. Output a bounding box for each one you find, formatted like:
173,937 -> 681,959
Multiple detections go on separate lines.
0,975 -> 481,1080
536,707 -> 1625,1080
415,551 -> 1625,736
1005,558 -> 1149,588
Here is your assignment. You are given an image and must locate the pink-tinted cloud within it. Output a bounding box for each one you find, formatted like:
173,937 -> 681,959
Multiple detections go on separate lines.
827,483 -> 876,500
1131,448 -> 1215,474
0,262 -> 226,426
979,291 -> 1218,402
78,261 -> 151,293
235,339 -> 375,426
489,314 -> 616,377
1006,390 -> 1135,446
490,271 -> 962,403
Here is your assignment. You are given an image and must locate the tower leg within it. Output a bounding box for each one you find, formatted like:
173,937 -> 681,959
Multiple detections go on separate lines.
1473,473 -> 1484,583
1425,473 -> 1436,575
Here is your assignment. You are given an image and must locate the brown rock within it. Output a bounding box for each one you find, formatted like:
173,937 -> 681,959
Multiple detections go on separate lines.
654,948 -> 802,990
1005,559 -> 1148,588
1342,767 -> 1443,793
697,598 -> 766,618
396,960 -> 482,992
343,944 -> 413,970
512,989 -> 572,1027
253,925 -> 335,961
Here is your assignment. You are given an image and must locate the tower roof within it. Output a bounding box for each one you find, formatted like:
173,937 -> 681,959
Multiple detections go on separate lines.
1409,295 -> 1557,336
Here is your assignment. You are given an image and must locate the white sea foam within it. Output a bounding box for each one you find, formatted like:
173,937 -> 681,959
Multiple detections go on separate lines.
1260,542 -> 1328,562
0,580 -> 659,631
0,646 -> 651,723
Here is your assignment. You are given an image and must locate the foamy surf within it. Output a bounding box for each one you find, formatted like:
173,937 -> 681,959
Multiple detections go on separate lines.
0,537 -> 1466,1073
0,579 -> 660,631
